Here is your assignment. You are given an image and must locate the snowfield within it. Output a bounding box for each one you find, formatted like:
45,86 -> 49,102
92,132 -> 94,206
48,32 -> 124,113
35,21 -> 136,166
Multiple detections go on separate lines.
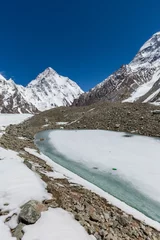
0,114 -> 32,127
0,114 -> 32,136
47,130 -> 160,203
0,148 -> 50,212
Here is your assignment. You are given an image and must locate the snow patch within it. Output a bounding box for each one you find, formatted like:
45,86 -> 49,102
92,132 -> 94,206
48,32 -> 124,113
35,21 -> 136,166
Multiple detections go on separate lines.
56,122 -> 68,125
0,218 -> 15,240
123,69 -> 160,102
22,208 -> 94,240
0,114 -> 32,127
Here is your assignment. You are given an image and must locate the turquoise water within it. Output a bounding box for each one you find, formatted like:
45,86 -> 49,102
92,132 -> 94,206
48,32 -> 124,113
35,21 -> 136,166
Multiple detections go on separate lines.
35,130 -> 160,222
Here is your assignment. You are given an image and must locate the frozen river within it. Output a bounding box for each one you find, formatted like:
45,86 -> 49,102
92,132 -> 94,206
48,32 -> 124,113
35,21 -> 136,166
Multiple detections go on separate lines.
35,130 -> 160,222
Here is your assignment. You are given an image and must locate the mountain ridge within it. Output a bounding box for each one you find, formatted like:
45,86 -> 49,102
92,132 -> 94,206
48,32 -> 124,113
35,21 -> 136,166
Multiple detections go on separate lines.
73,32 -> 160,106
0,68 -> 83,113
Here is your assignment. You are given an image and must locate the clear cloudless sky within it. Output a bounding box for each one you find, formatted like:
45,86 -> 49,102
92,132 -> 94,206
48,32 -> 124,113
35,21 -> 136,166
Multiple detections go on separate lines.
0,0 -> 160,91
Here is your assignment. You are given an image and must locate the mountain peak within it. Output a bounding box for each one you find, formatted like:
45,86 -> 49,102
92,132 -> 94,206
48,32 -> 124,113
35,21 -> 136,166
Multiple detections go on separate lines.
44,67 -> 56,74
36,67 -> 60,82
0,67 -> 83,113
138,32 -> 160,53
129,32 -> 160,70
24,67 -> 83,111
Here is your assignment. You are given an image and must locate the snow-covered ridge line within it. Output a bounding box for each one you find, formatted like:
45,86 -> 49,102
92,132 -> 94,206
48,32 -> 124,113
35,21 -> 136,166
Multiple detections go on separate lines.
0,67 -> 83,113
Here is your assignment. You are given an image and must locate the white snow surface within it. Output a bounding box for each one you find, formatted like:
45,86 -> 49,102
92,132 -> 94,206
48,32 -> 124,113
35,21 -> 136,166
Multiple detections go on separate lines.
0,114 -> 32,127
0,218 -> 16,240
0,147 -> 50,212
123,69 -> 160,102
25,147 -> 160,231
56,121 -> 68,125
22,208 -> 94,240
47,130 -> 160,203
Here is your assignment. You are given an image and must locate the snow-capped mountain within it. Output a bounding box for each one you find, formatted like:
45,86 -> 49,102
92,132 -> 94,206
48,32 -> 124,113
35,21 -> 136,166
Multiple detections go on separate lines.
73,32 -> 160,106
0,68 -> 83,113
25,67 -> 83,111
0,74 -> 37,113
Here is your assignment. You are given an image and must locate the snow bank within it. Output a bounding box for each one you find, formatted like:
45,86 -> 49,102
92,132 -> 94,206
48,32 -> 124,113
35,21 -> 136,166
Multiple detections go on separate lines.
22,208 -> 94,240
0,147 -> 50,212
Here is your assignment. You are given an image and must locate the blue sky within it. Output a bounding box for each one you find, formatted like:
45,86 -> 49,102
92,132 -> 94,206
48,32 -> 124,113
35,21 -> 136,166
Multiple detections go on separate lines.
0,0 -> 160,91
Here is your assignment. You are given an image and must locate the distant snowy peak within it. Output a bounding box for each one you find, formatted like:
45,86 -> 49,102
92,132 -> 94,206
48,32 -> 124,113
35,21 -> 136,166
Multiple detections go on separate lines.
25,67 -> 83,111
140,32 -> 160,51
130,32 -> 160,70
73,32 -> 160,106
27,67 -> 57,88
0,68 -> 83,113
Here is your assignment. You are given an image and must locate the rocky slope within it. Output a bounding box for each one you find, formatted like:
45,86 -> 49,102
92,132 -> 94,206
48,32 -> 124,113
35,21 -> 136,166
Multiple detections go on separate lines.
73,32 -> 160,106
0,68 -> 83,113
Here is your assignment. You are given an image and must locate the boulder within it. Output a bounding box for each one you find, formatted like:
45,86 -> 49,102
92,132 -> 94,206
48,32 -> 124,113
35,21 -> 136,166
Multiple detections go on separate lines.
19,200 -> 47,224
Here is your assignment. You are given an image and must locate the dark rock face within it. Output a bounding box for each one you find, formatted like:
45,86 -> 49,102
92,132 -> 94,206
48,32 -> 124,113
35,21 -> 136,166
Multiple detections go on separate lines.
73,66 -> 155,106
